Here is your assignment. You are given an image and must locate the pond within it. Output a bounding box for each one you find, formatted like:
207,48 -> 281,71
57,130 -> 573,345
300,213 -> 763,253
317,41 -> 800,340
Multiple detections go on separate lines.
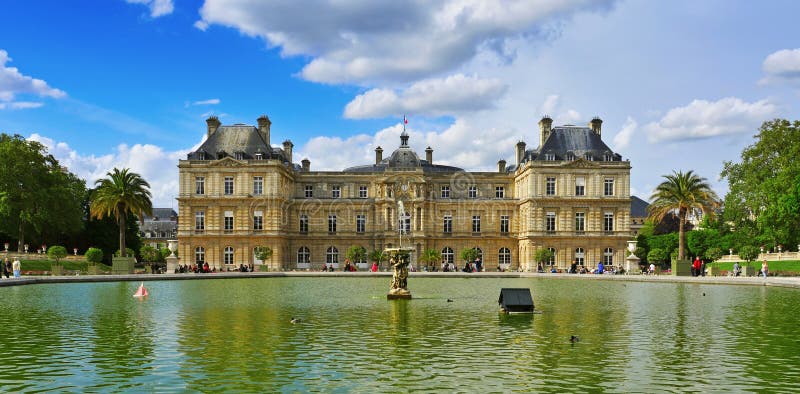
1,277 -> 798,392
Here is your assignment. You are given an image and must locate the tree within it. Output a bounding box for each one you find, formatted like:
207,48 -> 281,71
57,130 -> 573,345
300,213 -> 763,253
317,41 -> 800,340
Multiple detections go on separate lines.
254,246 -> 273,262
89,168 -> 152,258
534,248 -> 554,265
704,247 -> 724,263
460,248 -> 479,265
0,134 -> 85,252
85,247 -> 104,264
648,170 -> 720,261
140,245 -> 161,263
647,248 -> 668,265
345,246 -> 366,265
418,248 -> 441,269
47,245 -> 68,265
721,119 -> 800,250
738,245 -> 759,264
369,249 -> 387,269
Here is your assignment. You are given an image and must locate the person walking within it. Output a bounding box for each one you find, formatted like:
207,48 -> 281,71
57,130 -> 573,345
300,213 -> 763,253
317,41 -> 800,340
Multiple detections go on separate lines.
692,257 -> 702,277
12,258 -> 21,278
761,259 -> 769,278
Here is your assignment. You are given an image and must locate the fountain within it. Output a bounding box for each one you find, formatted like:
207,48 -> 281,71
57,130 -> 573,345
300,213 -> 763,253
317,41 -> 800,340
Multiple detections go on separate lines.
387,200 -> 413,300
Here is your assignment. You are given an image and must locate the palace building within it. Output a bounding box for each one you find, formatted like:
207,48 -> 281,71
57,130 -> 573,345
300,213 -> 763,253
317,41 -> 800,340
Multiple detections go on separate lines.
177,115 -> 631,271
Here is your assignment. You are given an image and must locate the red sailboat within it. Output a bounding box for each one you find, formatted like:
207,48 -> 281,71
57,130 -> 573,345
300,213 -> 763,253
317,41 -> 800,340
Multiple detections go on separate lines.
133,282 -> 149,297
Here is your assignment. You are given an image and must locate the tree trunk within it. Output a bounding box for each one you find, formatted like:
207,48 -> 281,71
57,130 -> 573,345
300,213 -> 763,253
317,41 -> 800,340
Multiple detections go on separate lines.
678,208 -> 686,261
17,221 -> 25,253
119,212 -> 126,257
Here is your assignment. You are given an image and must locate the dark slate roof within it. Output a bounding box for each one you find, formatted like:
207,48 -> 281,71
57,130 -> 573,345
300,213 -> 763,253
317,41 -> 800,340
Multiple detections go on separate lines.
343,133 -> 464,173
343,160 -> 464,173
526,126 -> 621,162
631,196 -> 650,217
143,208 -> 177,221
187,125 -> 289,162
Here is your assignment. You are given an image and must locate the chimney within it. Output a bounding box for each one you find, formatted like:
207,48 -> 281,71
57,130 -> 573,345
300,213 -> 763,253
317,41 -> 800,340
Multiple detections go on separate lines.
515,141 -> 526,167
282,140 -> 294,164
206,116 -> 221,137
538,116 -> 553,148
425,146 -> 433,164
498,159 -> 506,173
375,146 -> 383,165
590,116 -> 603,136
301,158 -> 310,172
257,115 -> 271,146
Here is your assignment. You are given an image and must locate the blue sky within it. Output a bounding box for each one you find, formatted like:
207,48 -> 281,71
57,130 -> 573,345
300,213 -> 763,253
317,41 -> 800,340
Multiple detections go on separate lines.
1,0 -> 799,208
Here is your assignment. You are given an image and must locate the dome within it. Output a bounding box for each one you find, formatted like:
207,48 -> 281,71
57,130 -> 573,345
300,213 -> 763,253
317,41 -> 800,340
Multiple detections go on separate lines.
387,147 -> 421,168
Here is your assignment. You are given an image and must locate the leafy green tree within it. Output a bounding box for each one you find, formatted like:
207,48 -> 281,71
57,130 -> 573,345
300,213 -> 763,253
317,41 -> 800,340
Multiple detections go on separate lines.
85,247 -> 104,264
687,229 -> 722,259
0,134 -> 85,252
159,247 -> 172,260
47,245 -> 68,265
649,170 -> 720,261
89,168 -> 152,258
647,248 -> 668,264
738,245 -> 759,267
534,248 -> 554,265
418,248 -> 441,269
460,248 -> 479,265
369,249 -> 387,269
721,119 -> 800,250
140,245 -> 161,262
704,247 -> 724,262
345,246 -> 366,264
255,246 -> 273,262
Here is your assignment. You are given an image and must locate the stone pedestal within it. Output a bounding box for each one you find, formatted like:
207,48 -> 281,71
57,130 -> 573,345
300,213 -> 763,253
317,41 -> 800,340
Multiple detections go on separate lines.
386,247 -> 413,300
625,254 -> 641,275
51,264 -> 64,276
671,259 -> 692,276
387,288 -> 412,300
166,255 -> 179,273
112,256 -> 136,275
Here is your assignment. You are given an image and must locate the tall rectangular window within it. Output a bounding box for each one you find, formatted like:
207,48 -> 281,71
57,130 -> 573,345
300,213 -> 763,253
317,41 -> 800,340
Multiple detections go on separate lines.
604,178 -> 615,196
575,212 -> 585,232
304,185 -> 313,198
299,214 -> 308,233
224,176 -> 234,195
253,211 -> 263,231
195,211 -> 205,231
472,215 -> 481,233
495,186 -> 505,198
195,176 -> 205,195
575,177 -> 585,196
359,185 -> 368,198
500,215 -> 509,234
443,214 -> 452,233
546,177 -> 556,196
400,213 -> 411,234
224,211 -> 234,233
604,212 -> 614,232
356,214 -> 366,233
328,214 -> 337,233
253,176 -> 263,195
546,212 -> 556,232
332,186 -> 341,198
468,186 -> 477,198
441,185 -> 450,198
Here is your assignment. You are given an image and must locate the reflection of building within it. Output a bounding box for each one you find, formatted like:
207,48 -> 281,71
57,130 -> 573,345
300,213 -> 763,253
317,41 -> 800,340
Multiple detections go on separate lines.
630,196 -> 649,236
177,115 -> 631,271
140,208 -> 178,249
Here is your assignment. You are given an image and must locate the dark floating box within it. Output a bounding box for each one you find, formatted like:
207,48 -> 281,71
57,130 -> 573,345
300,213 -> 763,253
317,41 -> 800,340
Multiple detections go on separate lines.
498,288 -> 535,313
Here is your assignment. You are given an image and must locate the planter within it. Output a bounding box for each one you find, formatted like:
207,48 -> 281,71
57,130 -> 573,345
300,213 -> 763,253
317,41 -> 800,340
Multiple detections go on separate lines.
50,264 -> 64,276
112,256 -> 136,275
88,265 -> 102,275
671,259 -> 692,276
743,265 -> 757,277
259,265 -> 271,272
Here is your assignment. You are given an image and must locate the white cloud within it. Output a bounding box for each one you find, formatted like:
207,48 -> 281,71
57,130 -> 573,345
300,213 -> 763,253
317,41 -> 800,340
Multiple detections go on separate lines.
343,74 -> 507,118
611,116 -> 637,151
192,98 -> 221,105
644,97 -> 777,142
27,133 -> 200,209
0,49 -> 66,104
126,0 -> 174,18
196,0 -> 614,84
0,101 -> 43,110
760,48 -> 800,85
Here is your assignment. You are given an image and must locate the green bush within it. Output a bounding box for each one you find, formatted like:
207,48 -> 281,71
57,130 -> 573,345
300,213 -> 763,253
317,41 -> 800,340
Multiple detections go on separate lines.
47,245 -> 68,264
647,248 -> 668,263
114,248 -> 136,258
85,247 -> 104,264
704,247 -> 724,262
738,245 -> 759,264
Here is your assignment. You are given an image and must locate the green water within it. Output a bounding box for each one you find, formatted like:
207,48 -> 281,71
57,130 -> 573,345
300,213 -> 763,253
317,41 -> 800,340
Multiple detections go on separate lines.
1,277 -> 798,392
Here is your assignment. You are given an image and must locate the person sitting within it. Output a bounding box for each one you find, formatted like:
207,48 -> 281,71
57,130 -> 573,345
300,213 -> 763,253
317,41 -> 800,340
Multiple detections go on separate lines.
537,263 -> 544,273
462,262 -> 472,273
596,262 -> 605,274
550,266 -> 557,273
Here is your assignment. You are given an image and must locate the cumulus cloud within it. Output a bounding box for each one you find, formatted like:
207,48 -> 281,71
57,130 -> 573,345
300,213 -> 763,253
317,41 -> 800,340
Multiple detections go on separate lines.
0,49 -> 65,108
192,98 -> 221,105
343,74 -> 507,118
611,116 -> 637,151
195,0 -> 614,84
760,48 -> 800,85
126,0 -> 174,18
27,133 -> 200,209
644,97 -> 776,142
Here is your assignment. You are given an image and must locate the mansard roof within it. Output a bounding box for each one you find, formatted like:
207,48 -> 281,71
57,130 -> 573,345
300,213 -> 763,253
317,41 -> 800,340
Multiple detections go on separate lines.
631,196 -> 650,218
526,125 -> 621,162
143,208 -> 178,221
187,124 -> 290,162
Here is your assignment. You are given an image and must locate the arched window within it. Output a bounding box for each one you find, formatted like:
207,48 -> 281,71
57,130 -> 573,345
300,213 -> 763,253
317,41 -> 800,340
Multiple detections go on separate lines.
574,247 -> 585,265
547,247 -> 556,266
604,247 -> 614,265
326,246 -> 339,264
297,247 -> 310,264
499,248 -> 511,265
224,246 -> 234,265
442,247 -> 454,265
195,247 -> 205,264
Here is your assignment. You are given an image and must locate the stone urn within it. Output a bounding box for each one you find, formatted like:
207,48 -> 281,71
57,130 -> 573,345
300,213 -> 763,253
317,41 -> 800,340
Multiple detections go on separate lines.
166,239 -> 179,273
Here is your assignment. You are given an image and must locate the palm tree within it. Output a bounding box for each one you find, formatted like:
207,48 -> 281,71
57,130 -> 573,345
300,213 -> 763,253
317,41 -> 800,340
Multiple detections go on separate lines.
648,170 -> 719,261
419,248 -> 441,270
90,168 -> 152,258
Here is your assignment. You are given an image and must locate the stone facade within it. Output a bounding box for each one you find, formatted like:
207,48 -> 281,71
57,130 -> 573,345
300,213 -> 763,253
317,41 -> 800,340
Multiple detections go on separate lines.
139,208 -> 178,249
177,115 -> 631,272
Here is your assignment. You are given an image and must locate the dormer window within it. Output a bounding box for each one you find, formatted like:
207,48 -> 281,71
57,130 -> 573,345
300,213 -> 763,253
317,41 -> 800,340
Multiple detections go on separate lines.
566,153 -> 575,161
604,153 -> 613,161
544,153 -> 555,161
584,153 -> 593,161
235,152 -> 244,160
198,151 -> 206,160
255,153 -> 263,160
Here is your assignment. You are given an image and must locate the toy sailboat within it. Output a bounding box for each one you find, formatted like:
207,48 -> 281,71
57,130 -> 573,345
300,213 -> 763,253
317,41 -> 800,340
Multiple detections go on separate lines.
133,282 -> 149,297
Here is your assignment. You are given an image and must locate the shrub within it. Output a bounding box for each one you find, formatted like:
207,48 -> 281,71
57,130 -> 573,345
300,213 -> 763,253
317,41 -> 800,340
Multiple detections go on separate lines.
647,248 -> 668,263
47,246 -> 68,264
85,247 -> 104,264
704,247 -> 724,262
115,248 -> 136,258
534,248 -> 554,264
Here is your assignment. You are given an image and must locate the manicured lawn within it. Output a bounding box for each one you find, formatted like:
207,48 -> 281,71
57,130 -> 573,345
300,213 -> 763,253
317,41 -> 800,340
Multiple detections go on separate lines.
708,260 -> 800,275
20,260 -> 111,274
